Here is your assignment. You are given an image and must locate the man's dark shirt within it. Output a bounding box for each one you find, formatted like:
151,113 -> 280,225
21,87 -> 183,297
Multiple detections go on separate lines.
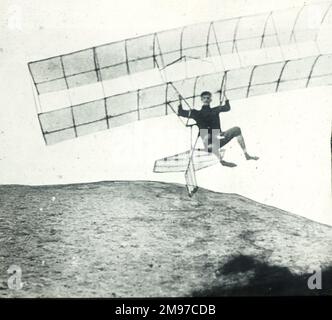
178,100 -> 230,133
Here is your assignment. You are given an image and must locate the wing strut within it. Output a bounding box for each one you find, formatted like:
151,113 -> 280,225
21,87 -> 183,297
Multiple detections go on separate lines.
185,127 -> 200,197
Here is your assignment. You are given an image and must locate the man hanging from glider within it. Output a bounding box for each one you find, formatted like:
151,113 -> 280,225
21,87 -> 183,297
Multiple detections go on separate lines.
178,91 -> 259,167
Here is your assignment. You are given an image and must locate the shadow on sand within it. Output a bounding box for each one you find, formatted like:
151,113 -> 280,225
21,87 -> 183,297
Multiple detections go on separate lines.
192,255 -> 332,296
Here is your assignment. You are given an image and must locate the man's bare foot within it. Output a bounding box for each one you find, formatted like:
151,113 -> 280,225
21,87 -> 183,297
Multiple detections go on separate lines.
220,160 -> 237,167
245,153 -> 259,160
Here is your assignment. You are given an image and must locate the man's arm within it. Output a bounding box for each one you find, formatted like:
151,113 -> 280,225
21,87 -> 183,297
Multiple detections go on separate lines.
178,104 -> 192,118
214,99 -> 231,113
177,96 -> 192,118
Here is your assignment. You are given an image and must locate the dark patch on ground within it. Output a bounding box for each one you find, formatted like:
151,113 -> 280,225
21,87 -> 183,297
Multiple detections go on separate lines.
192,255 -> 332,296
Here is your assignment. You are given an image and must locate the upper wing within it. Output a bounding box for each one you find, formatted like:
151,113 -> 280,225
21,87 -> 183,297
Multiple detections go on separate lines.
28,1 -> 332,95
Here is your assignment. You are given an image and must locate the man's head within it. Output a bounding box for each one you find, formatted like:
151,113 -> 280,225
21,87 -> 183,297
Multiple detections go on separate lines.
200,91 -> 212,106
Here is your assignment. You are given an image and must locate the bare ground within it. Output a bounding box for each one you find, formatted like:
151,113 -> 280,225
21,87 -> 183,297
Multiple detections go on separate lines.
0,181 -> 331,297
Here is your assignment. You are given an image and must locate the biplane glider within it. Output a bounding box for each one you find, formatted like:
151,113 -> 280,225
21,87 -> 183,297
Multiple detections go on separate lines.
28,1 -> 332,195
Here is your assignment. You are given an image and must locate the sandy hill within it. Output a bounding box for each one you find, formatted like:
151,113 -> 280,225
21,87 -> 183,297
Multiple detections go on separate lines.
0,181 -> 331,297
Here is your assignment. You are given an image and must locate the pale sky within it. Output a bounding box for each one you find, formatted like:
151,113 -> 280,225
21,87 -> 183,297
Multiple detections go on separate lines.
0,0 -> 332,225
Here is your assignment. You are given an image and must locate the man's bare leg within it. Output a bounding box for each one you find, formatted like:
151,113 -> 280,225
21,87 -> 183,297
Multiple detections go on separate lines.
236,134 -> 259,160
212,146 -> 237,168
202,134 -> 237,167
